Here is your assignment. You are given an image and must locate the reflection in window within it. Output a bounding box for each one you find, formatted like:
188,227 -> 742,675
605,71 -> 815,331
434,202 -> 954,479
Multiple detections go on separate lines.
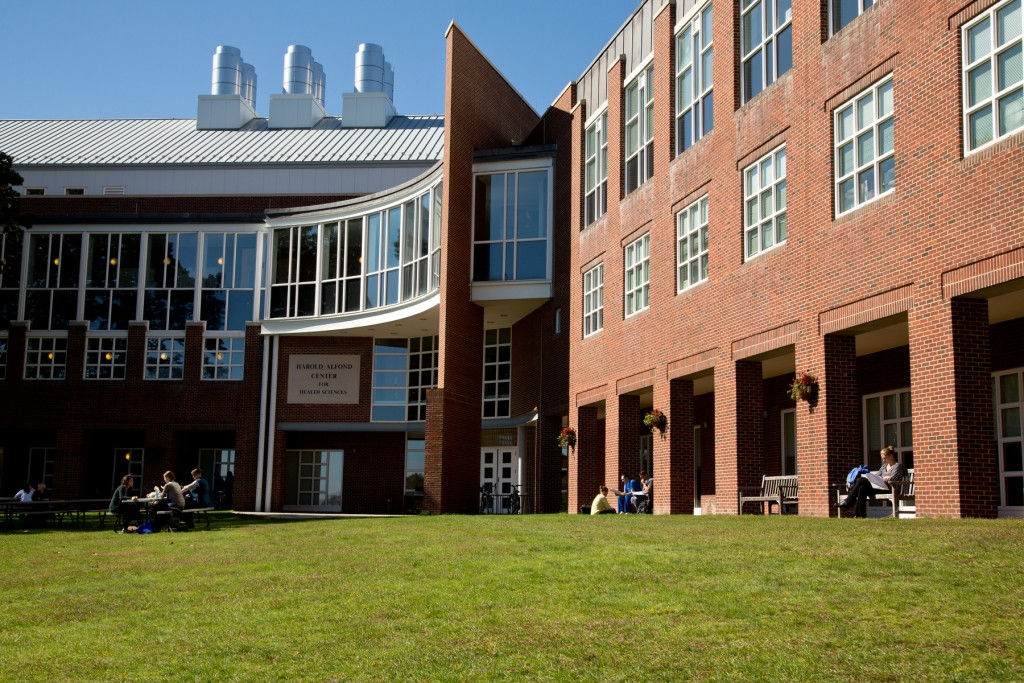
963,0 -> 1024,153
85,335 -> 128,379
284,450 -> 343,509
145,232 -> 197,331
483,328 -> 511,418
625,234 -> 650,316
625,66 -> 655,193
200,232 -> 257,331
371,336 -> 439,422
584,113 -> 608,225
145,336 -> 185,380
203,336 -> 244,380
864,389 -> 912,469
473,168 -> 550,281
0,231 -> 22,331
25,336 -> 67,380
744,145 -> 787,259
741,0 -> 793,103
676,4 -> 714,155
26,233 -> 81,331
86,233 -> 140,331
835,76 -> 895,215
830,0 -> 874,36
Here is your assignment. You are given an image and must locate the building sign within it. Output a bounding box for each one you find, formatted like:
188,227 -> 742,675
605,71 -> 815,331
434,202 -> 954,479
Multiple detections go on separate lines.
287,355 -> 360,404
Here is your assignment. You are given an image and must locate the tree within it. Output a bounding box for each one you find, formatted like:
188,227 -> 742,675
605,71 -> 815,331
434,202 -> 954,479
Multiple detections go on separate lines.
0,152 -> 30,234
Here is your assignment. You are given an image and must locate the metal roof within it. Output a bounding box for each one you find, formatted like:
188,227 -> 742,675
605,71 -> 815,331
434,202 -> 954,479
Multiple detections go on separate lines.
0,116 -> 444,166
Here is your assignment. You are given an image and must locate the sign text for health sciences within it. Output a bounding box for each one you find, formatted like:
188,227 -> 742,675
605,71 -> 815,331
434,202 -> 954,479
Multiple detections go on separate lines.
286,355 -> 360,404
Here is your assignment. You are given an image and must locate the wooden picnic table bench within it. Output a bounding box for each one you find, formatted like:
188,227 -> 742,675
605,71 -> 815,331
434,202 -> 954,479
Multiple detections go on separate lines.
834,469 -> 915,518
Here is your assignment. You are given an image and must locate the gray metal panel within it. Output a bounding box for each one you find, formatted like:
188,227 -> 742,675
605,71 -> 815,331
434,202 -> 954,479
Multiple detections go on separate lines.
0,116 -> 444,166
576,0 -> 656,114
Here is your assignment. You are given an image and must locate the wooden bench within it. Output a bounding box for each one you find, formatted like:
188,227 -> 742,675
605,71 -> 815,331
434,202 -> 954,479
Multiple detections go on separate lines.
738,475 -> 799,515
836,469 -> 915,518
155,507 -> 214,530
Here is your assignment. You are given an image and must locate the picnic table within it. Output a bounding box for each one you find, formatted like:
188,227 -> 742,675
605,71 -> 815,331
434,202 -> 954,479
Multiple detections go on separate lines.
2,498 -> 110,527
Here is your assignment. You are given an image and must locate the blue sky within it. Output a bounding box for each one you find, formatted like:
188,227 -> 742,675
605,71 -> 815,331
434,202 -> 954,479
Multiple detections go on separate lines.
0,0 -> 635,120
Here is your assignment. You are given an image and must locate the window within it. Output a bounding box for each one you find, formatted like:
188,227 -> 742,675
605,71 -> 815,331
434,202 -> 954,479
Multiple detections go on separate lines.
625,234 -> 650,316
25,188 -> 44,196
405,436 -> 425,501
740,0 -> 793,103
145,232 -> 197,331
202,336 -> 245,380
284,450 -> 343,510
677,196 -> 709,291
0,337 -> 7,380
0,230 -> 22,331
781,408 -> 796,475
145,336 -> 185,380
25,336 -> 67,379
864,389 -> 912,469
371,336 -> 438,422
198,448 -> 236,505
963,0 -> 1024,153
830,0 -> 874,35
26,233 -> 81,331
554,307 -> 561,335
994,369 -> 1023,509
64,188 -> 84,196
584,112 -> 608,225
86,233 -> 141,331
583,263 -> 604,337
269,181 -> 441,319
113,448 -> 144,492
483,328 -> 511,418
200,232 -> 257,331
625,65 -> 655,193
835,76 -> 895,215
473,168 -> 550,281
85,336 -> 128,379
676,4 -> 714,154
744,145 -> 787,259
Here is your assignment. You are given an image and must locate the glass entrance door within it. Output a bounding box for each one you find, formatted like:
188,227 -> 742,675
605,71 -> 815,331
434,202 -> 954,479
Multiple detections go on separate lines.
284,450 -> 344,512
480,447 -> 517,513
995,369 -> 1023,515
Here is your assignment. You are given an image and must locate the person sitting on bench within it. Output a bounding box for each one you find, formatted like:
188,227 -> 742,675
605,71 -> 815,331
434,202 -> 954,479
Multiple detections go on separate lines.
152,471 -> 186,530
181,468 -> 211,529
838,446 -> 906,518
109,474 -> 142,533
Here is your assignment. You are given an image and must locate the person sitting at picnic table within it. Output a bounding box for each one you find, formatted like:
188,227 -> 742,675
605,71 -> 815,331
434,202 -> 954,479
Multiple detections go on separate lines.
590,486 -> 616,515
33,483 -> 50,500
151,471 -> 187,530
180,468 -> 210,529
13,483 -> 34,502
630,472 -> 653,513
109,474 -> 143,533
838,445 -> 906,518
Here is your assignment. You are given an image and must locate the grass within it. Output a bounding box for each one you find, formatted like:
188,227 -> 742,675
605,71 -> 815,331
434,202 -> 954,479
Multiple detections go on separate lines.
1,513 -> 1023,682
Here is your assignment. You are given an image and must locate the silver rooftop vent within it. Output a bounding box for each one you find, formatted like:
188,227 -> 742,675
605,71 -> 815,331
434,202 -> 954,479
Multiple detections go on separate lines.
343,43 -> 396,128
270,45 -> 327,129
198,45 -> 258,130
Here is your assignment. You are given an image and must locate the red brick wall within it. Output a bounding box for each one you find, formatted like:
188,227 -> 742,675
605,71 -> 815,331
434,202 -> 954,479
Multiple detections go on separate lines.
567,0 -> 1024,517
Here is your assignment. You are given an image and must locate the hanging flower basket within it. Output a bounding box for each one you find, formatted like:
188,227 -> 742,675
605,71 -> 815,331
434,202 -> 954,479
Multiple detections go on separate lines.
557,427 -> 577,452
643,408 -> 667,434
789,370 -> 818,402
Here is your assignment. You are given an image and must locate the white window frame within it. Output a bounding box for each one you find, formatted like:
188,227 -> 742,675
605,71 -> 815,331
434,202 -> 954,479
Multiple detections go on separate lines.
202,335 -> 245,381
625,64 -> 655,194
994,367 -> 1024,516
145,335 -> 185,381
781,408 -> 797,475
584,110 -> 608,225
25,335 -> 67,380
676,195 -> 709,292
28,447 -> 56,491
862,388 -> 913,470
740,0 -> 794,104
84,334 -> 128,380
583,263 -> 604,337
483,328 -> 511,419
834,75 -> 895,216
829,0 -> 876,36
675,3 -> 714,155
624,233 -> 650,317
743,145 -> 787,260
962,0 -> 1024,155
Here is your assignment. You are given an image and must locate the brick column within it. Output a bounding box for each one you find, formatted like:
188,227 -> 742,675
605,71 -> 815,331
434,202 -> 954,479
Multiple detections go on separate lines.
910,296 -> 997,517
607,393 -> 641,486
66,322 -> 87,385
7,321 -> 29,383
127,322 -> 149,383
654,376 -> 694,514
569,405 -> 603,513
716,360 -> 763,513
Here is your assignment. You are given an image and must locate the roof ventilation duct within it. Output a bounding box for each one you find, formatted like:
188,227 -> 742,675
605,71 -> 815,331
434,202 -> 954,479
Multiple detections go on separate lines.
269,45 -> 327,129
198,45 -> 257,130
343,43 -> 396,128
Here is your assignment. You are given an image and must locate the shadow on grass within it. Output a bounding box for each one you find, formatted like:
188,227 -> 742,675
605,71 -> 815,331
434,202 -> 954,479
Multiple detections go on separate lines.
0,511 -> 355,536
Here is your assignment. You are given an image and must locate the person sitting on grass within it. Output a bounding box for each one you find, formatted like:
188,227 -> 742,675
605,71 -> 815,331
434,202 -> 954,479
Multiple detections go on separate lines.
590,486 -> 616,515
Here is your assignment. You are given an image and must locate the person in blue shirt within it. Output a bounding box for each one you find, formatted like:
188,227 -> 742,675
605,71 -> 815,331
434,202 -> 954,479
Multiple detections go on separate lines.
613,473 -> 638,514
181,468 -> 211,529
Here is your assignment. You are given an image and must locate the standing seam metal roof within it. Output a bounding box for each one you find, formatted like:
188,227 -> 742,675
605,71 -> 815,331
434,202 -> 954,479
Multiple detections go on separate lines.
0,116 -> 444,166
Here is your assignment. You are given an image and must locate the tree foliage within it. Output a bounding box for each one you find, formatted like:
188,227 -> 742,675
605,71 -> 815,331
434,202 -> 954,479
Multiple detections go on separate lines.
0,152 -> 30,234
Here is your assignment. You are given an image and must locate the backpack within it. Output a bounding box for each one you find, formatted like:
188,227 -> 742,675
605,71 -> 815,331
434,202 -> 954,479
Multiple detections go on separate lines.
846,465 -> 869,485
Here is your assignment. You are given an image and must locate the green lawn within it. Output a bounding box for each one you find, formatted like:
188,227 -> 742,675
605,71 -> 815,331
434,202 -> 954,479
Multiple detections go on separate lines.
1,513 -> 1022,682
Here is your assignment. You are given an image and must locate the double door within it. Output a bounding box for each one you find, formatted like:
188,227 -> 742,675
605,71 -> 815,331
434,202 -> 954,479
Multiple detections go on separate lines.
480,447 -> 518,513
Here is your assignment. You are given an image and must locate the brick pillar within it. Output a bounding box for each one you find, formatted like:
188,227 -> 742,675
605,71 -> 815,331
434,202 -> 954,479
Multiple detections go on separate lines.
66,322 -> 87,386
607,393 -> 641,486
537,414 -> 565,513
796,333 -> 860,516
7,321 -> 29,384
716,360 -> 763,513
654,377 -> 694,514
127,322 -> 149,383
184,321 -> 206,387
910,296 -> 996,517
569,405 -> 602,513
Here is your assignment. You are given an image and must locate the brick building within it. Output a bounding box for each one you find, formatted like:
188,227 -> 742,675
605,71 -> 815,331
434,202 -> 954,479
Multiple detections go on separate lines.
565,0 -> 1024,518
2,0 -> 1023,519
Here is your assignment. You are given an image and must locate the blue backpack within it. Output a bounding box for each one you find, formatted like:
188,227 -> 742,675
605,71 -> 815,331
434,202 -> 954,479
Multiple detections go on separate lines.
846,465 -> 869,485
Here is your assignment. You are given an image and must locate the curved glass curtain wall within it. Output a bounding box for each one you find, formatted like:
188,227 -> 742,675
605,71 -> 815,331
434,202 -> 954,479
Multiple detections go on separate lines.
269,177 -> 443,319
